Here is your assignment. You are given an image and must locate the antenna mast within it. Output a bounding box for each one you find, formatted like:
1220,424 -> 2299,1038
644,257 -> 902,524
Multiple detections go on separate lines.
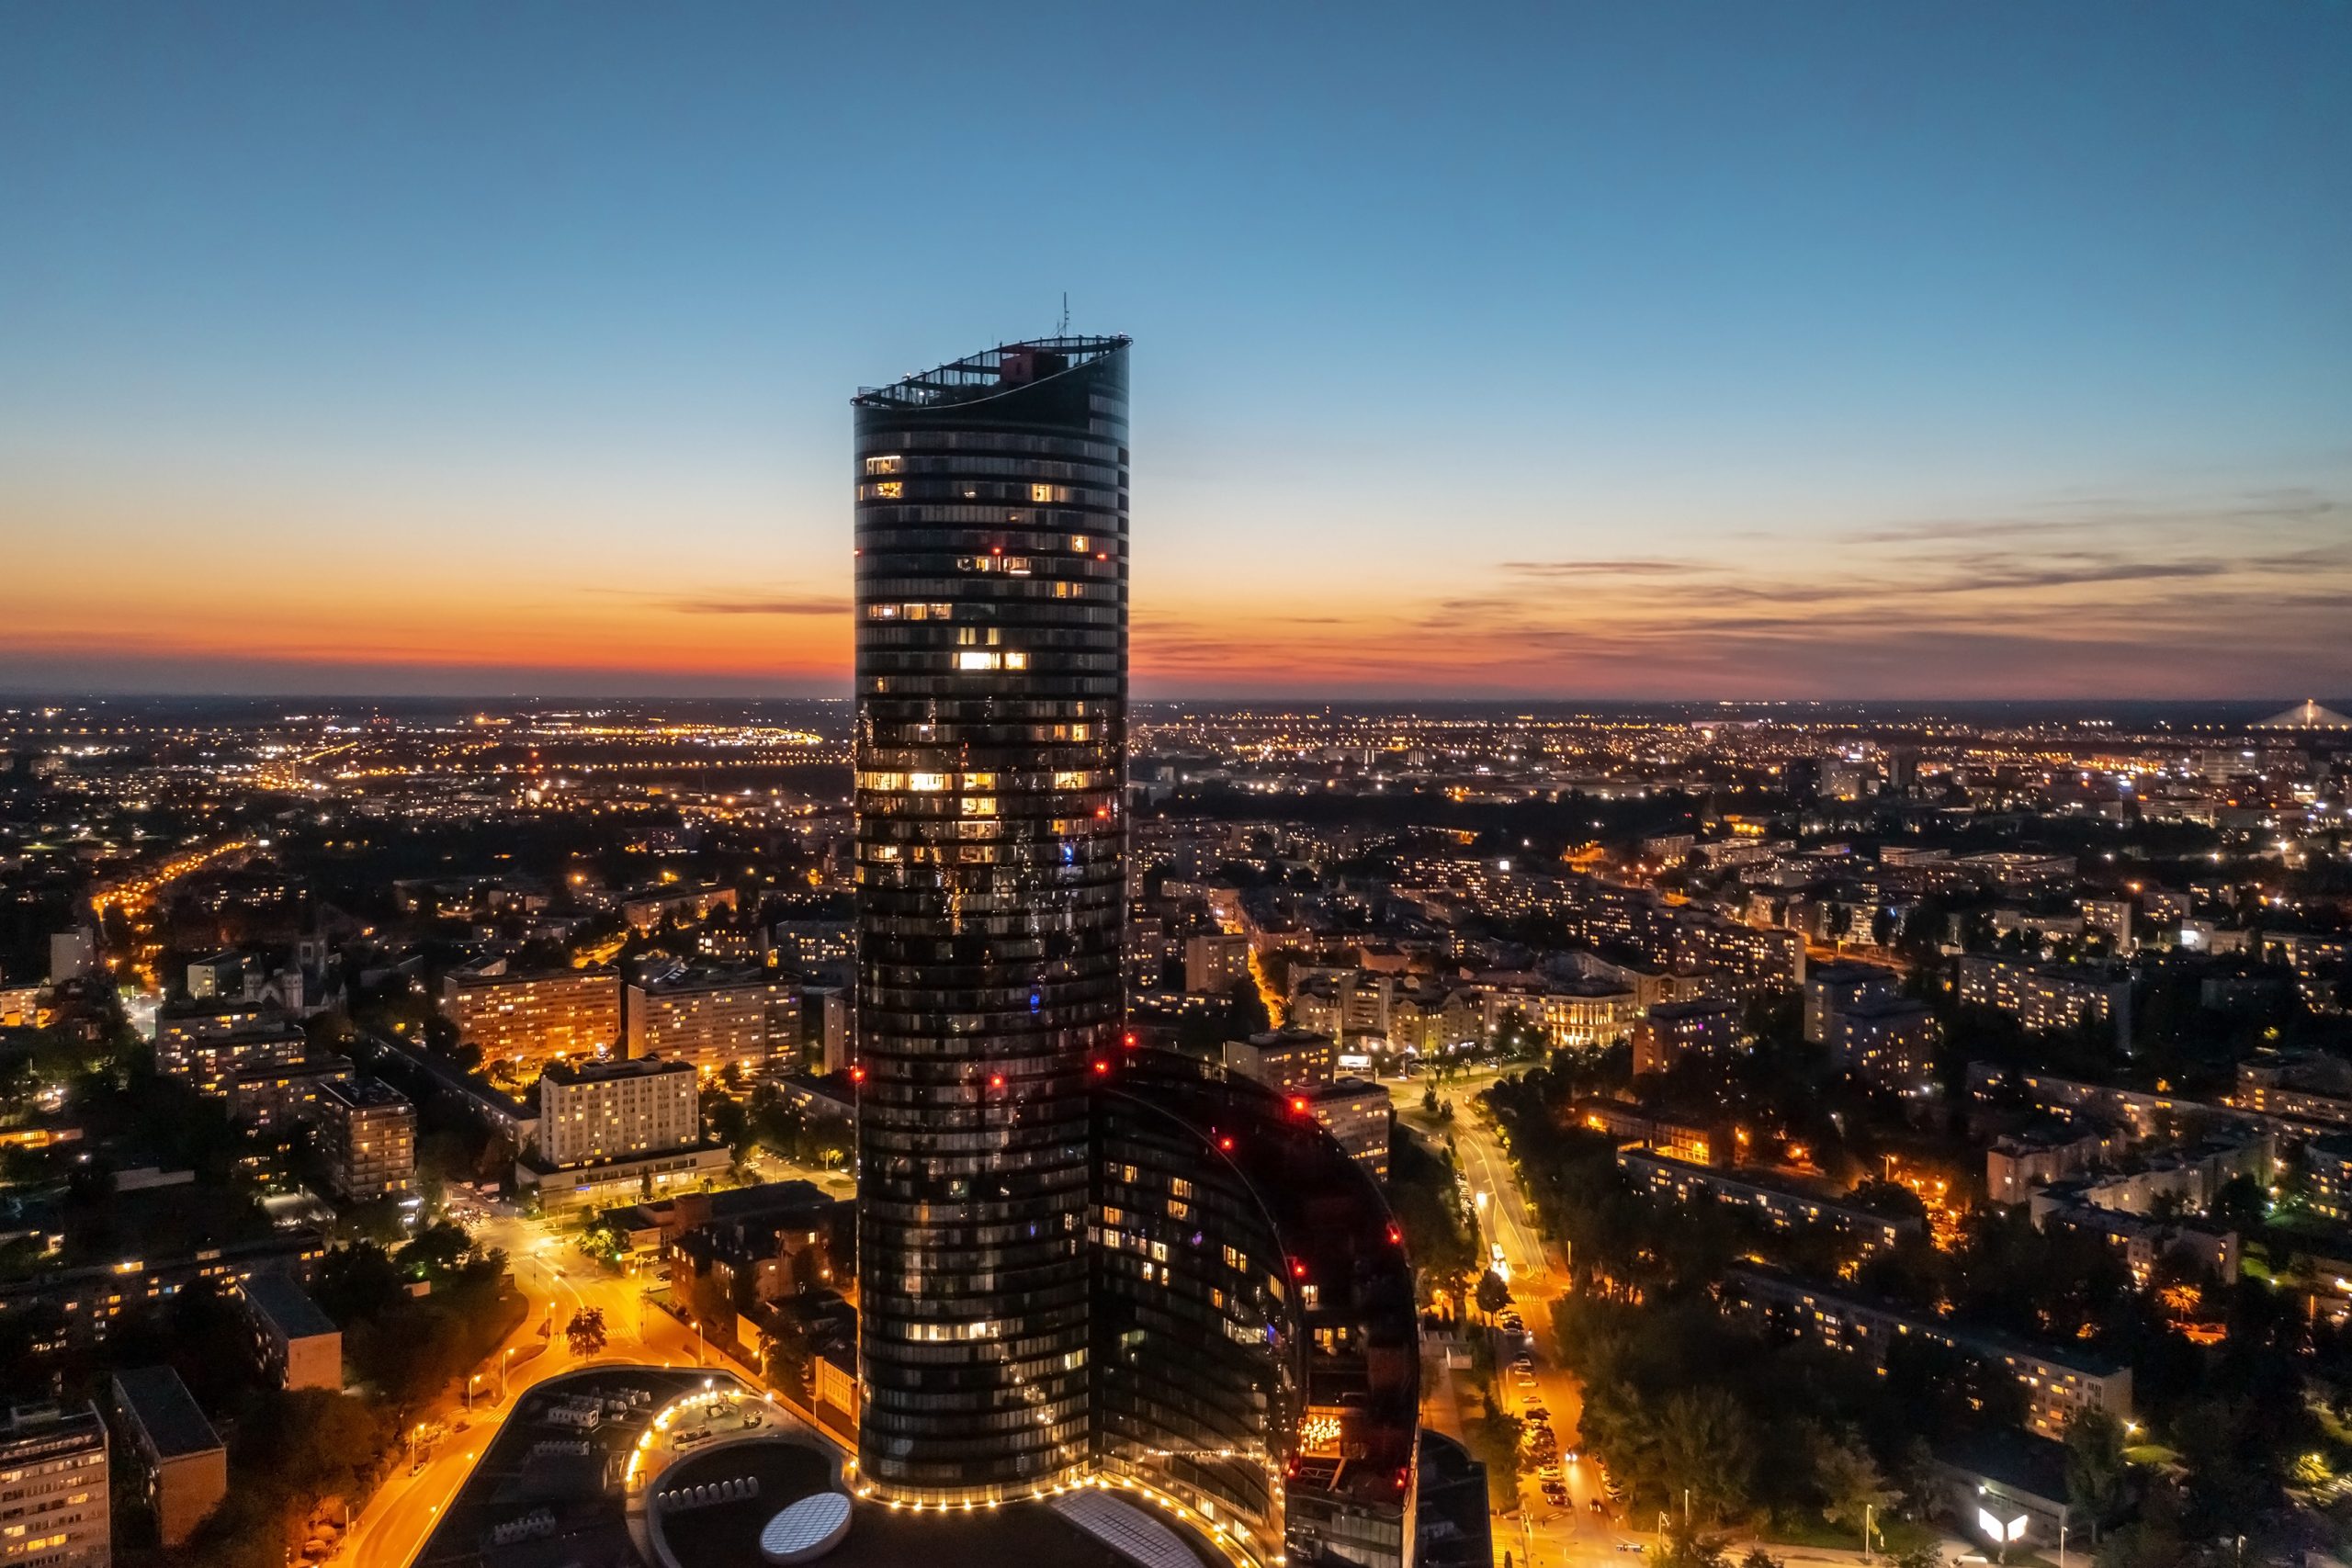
1058,291 -> 1069,335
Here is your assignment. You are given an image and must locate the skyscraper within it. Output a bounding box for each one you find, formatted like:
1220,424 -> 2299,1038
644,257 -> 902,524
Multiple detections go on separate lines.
852,335 -> 1131,1501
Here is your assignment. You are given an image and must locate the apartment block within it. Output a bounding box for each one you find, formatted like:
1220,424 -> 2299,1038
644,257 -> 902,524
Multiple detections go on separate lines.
537,1056 -> 701,1168
1291,1078 -> 1392,1181
315,1077 -> 416,1202
623,965 -> 799,1076
439,965 -> 620,1067
110,1366 -> 225,1548
0,1403 -> 108,1568
1618,1149 -> 1919,1253
1223,1028 -> 1337,1096
1721,1266 -> 2132,1438
1632,998 -> 1749,1078
1956,954 -> 2132,1050
238,1271 -> 342,1392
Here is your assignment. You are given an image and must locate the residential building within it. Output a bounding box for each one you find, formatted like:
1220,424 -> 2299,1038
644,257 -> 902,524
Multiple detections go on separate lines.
622,964 -> 799,1076
226,1053 -> 353,1128
1827,994 -> 1939,1095
1618,1149 -> 1919,1253
110,1366 -> 225,1548
1223,1027 -> 1337,1095
1632,997 -> 1749,1077
1291,1077 -> 1392,1180
0,1403 -> 107,1568
1802,961 -> 1898,1044
537,1056 -> 700,1168
1721,1266 -> 2132,1438
1956,954 -> 2132,1050
238,1271 -> 342,1392
438,964 -> 620,1068
315,1077 -> 415,1202
853,335 -> 1129,1505
1183,932 -> 1250,994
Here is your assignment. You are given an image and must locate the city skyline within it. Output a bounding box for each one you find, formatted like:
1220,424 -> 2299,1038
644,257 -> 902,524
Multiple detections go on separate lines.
6,5 -> 2350,701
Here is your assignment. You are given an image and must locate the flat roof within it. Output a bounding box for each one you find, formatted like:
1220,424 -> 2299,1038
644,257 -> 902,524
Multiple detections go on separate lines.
112,1365 -> 222,1460
242,1269 -> 339,1340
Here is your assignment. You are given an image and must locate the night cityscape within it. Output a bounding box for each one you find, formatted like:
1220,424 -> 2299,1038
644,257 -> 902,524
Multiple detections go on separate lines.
4,9 -> 2351,1568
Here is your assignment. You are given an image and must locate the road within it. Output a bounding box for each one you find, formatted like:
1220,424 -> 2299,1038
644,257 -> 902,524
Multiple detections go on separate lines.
339,1209 -> 758,1568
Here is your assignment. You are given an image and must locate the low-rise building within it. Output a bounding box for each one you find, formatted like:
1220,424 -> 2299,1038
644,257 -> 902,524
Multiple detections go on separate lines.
1618,1149 -> 1919,1253
238,1271 -> 342,1391
0,1402 -> 108,1568
1721,1266 -> 2132,1438
2027,1190 -> 2238,1285
110,1365 -> 226,1548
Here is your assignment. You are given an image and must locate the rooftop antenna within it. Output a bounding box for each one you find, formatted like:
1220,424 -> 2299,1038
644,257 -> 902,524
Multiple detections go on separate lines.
1058,291 -> 1069,336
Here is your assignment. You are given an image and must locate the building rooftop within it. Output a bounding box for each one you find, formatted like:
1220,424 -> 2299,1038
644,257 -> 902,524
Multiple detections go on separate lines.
242,1269 -> 339,1341
320,1075 -> 411,1111
853,335 -> 1130,412
541,1055 -> 697,1086
112,1364 -> 223,1460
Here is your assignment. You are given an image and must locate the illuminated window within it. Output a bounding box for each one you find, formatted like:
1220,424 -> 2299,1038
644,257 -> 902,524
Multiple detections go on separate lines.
871,481 -> 902,500
964,772 -> 998,787
1053,770 -> 1090,789
961,796 -> 997,817
866,604 -> 899,619
1004,652 -> 1028,670
1069,534 -> 1090,551
956,651 -> 1002,671
908,773 -> 948,791
1004,557 -> 1033,575
865,455 -> 903,475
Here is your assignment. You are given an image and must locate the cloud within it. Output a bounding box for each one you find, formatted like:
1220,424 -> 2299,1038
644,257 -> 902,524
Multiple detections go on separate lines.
668,596 -> 850,616
1499,559 -> 1703,577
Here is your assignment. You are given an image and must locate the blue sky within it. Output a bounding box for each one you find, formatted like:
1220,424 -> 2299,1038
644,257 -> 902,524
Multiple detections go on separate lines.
3,3 -> 2347,697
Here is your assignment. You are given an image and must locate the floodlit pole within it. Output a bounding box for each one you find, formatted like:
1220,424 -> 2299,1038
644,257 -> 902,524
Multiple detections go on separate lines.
1865,1502 -> 1874,1562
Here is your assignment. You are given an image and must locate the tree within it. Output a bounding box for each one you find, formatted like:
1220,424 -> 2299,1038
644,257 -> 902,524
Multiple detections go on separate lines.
1655,1516 -> 1728,1568
2208,1174 -> 2267,1234
1809,1424 -> 1895,1534
1741,1550 -> 1785,1568
1475,1269 -> 1512,1324
565,1306 -> 607,1358
1656,1388 -> 1755,1520
2064,1407 -> 2130,1521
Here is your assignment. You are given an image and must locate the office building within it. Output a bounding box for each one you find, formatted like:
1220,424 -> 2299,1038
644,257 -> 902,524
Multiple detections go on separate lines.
315,1077 -> 415,1202
1096,1051 -> 1419,1568
623,964 -> 799,1076
852,334 -> 1129,1502
0,1403 -> 108,1568
438,965 -> 620,1068
110,1366 -> 225,1548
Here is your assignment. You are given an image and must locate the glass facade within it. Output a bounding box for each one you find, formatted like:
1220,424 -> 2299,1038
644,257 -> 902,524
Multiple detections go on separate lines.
853,336 -> 1130,1501
1096,1052 -> 1422,1568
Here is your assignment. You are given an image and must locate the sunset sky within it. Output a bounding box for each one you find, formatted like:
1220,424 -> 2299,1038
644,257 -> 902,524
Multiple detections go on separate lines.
4,5 -> 2348,700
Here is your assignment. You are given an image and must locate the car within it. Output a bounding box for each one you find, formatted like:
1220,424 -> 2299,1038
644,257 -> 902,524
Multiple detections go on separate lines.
1617,1541 -> 1646,1552
1511,1356 -> 1534,1371
1524,1404 -> 1549,1423
1543,1483 -> 1568,1505
1589,1498 -> 1608,1517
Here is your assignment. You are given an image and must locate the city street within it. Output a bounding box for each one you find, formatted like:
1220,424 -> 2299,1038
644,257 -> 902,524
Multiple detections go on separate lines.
338,1209 -> 763,1568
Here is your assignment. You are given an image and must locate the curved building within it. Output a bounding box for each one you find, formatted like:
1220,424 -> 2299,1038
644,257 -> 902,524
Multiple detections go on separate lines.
852,336 -> 1131,1501
1096,1050 -> 1422,1568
